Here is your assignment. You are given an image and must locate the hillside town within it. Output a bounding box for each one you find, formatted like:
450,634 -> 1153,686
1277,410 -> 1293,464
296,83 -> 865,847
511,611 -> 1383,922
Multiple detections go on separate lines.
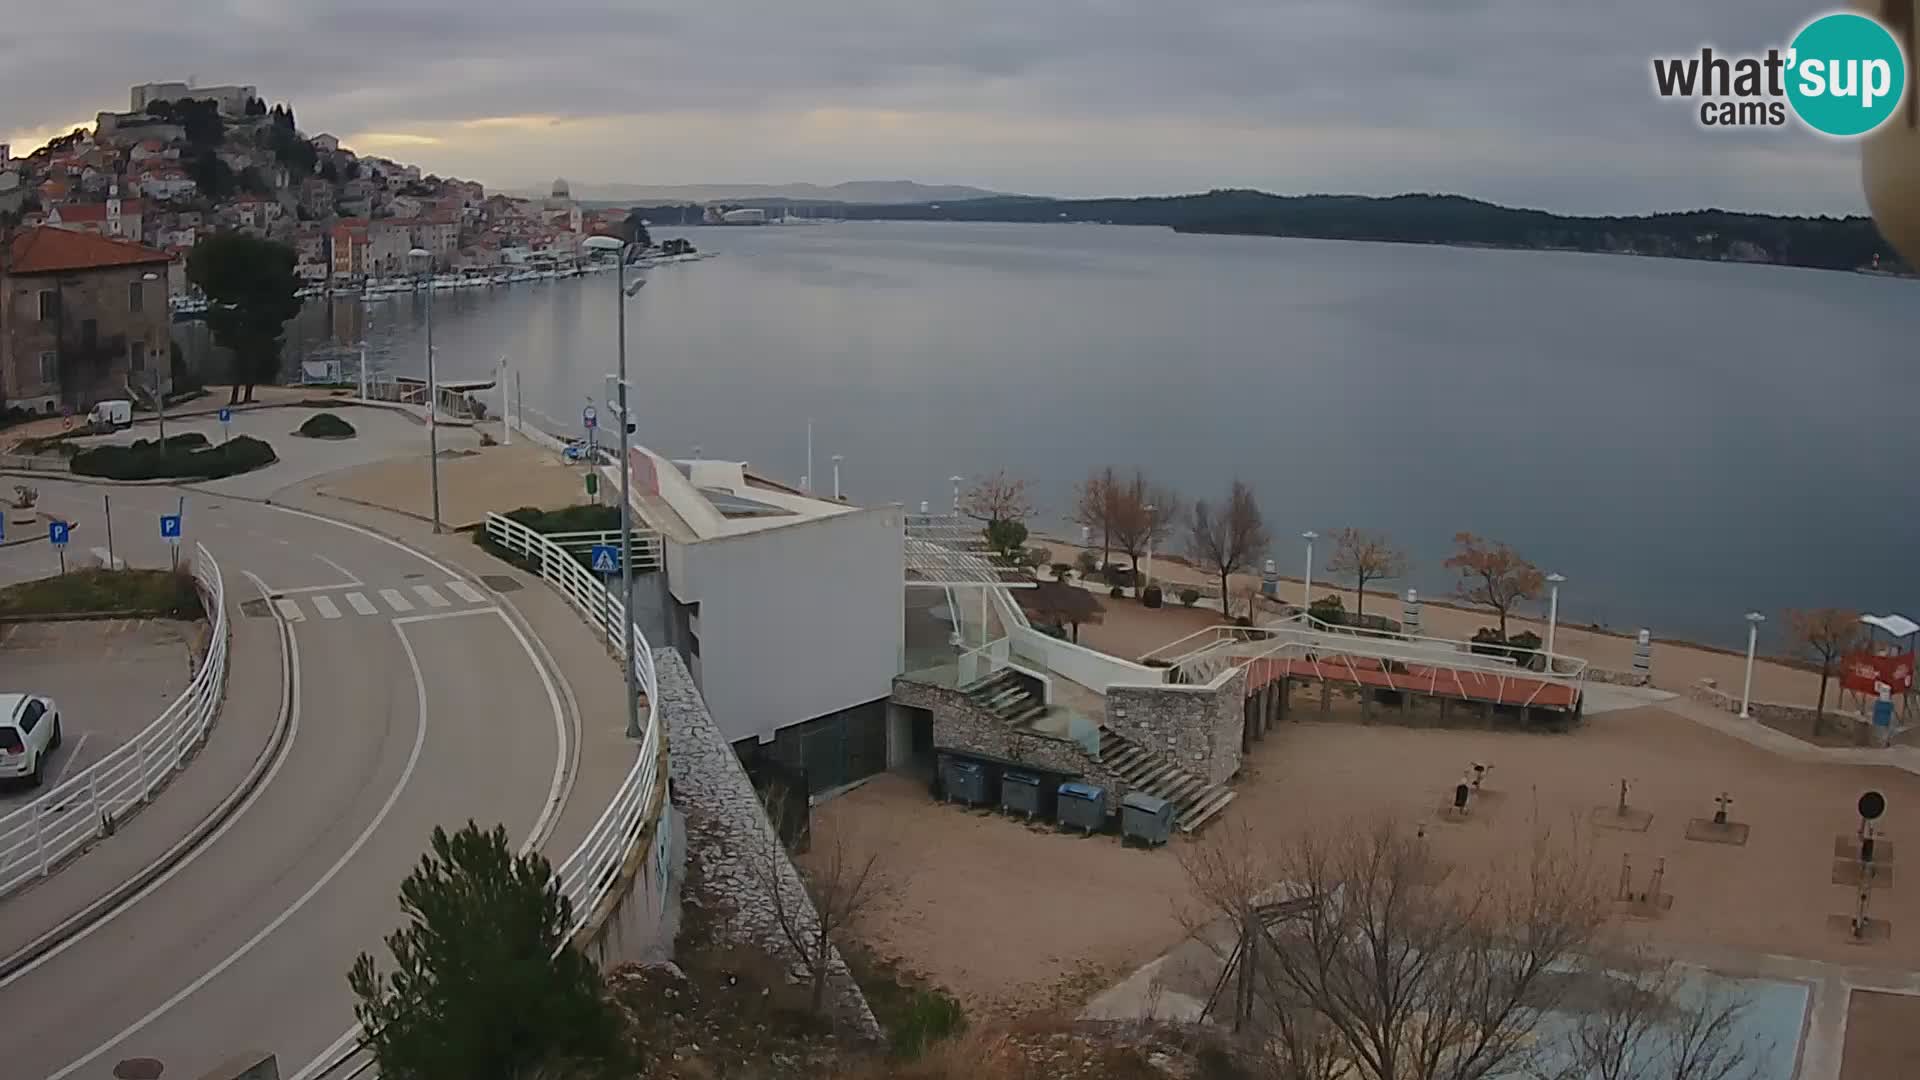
0,80 -> 643,289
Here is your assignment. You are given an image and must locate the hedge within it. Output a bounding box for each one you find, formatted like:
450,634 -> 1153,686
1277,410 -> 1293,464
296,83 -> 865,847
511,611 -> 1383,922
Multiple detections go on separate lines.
72,435 -> 277,481
296,413 -> 357,439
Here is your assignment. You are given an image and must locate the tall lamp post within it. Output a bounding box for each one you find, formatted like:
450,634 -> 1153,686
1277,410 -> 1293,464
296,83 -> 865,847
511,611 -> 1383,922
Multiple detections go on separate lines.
950,475 -> 964,515
1739,612 -> 1766,719
583,234 -> 647,740
1301,530 -> 1319,612
1142,504 -> 1156,594
1544,572 -> 1566,664
407,249 -> 442,532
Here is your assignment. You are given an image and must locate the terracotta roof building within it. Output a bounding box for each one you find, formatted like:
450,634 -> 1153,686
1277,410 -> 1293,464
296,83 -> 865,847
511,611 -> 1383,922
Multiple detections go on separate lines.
2,226 -> 174,411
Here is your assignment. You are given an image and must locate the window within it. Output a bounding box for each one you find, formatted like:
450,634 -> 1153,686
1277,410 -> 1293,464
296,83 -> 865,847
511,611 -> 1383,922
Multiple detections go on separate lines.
80,320 -> 97,349
37,290 -> 58,322
38,352 -> 57,385
130,341 -> 146,372
128,280 -> 144,312
17,700 -> 43,734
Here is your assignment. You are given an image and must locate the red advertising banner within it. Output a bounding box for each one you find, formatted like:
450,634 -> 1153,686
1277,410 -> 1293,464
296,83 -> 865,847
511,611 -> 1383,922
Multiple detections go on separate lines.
1841,651 -> 1916,695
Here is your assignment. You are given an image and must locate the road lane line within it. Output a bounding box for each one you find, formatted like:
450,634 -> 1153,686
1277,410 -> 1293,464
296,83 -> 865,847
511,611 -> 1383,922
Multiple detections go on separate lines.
411,584 -> 450,608
273,598 -> 305,622
266,504 -> 464,580
313,553 -> 361,585
46,617 -> 430,1080
344,592 -> 377,616
378,588 -> 413,612
0,569 -> 302,988
445,579 -> 486,604
46,732 -> 91,790
309,595 -> 341,620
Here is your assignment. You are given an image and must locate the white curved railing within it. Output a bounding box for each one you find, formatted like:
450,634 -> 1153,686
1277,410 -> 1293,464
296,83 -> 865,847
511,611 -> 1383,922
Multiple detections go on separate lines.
0,543 -> 229,899
482,512 -> 665,935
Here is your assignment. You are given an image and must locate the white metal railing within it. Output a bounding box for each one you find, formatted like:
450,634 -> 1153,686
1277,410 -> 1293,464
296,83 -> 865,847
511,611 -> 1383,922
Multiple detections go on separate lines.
0,543 -> 228,899
539,529 -> 664,572
482,511 -> 664,936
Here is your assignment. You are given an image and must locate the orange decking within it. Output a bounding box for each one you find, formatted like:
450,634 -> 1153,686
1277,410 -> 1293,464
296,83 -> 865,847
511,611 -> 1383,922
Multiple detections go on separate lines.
1238,653 -> 1581,711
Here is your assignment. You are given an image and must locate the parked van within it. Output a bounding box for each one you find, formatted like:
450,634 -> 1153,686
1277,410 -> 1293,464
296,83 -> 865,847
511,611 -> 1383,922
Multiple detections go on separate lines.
86,399 -> 132,433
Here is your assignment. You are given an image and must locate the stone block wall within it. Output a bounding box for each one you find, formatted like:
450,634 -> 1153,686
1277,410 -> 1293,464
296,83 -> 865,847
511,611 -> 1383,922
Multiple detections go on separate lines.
1587,667 -> 1652,688
1104,666 -> 1246,785
1687,677 -> 1873,740
662,650 -> 881,1040
893,676 -> 1131,810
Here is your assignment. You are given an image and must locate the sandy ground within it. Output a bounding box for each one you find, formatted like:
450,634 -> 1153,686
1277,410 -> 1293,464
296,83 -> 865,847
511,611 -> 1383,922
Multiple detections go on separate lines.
314,437 -> 591,528
1838,989 -> 1920,1080
1042,540 -> 1860,715
815,703 -> 1920,1019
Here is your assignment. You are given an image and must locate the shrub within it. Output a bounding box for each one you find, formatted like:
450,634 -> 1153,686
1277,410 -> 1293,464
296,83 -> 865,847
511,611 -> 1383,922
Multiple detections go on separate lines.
0,567 -> 203,619
1074,550 -> 1098,577
1142,584 -> 1164,608
1109,585 -> 1126,599
1470,627 -> 1508,656
889,989 -> 968,1060
164,432 -> 211,450
1308,594 -> 1347,625
1103,563 -> 1135,589
1022,546 -> 1051,571
71,434 -> 276,481
1507,630 -> 1544,670
1179,587 -> 1201,607
296,412 -> 357,439
1049,562 -> 1075,582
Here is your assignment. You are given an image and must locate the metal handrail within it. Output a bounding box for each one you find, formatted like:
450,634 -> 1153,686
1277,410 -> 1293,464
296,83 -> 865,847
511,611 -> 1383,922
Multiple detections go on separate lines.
0,543 -> 228,899
481,511 -> 665,936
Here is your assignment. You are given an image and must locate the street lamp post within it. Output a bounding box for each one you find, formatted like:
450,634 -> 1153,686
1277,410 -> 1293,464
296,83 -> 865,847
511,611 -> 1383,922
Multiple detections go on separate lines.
1143,504 -> 1156,594
1740,612 -> 1766,719
584,234 -> 646,740
1545,572 -> 1566,664
832,454 -> 843,501
1301,530 -> 1319,612
408,249 -> 442,533
950,475 -> 964,515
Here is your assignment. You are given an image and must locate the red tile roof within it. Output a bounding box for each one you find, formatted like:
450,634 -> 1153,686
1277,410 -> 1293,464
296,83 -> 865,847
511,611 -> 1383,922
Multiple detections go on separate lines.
51,200 -> 146,222
7,226 -> 172,274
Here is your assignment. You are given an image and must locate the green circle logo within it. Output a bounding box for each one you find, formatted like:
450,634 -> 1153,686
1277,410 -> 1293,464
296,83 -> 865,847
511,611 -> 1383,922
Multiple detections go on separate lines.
1787,12 -> 1908,137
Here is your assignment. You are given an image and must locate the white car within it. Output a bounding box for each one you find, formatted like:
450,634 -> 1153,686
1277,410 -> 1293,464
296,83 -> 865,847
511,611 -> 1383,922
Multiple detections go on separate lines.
0,694 -> 62,788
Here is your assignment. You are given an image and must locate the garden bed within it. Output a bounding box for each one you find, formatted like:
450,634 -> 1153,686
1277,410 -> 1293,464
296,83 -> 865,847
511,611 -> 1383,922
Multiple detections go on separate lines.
71,435 -> 276,481
0,568 -> 204,620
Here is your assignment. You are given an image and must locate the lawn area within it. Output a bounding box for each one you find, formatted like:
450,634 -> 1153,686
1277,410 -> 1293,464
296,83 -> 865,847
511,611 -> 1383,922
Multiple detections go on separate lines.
0,568 -> 204,619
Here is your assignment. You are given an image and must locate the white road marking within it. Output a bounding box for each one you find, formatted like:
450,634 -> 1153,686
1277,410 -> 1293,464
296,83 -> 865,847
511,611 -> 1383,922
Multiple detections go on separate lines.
309,595 -> 341,620
45,616 -> 429,1080
272,598 -> 304,622
89,547 -> 124,570
412,584 -> 450,608
45,732 -> 90,790
0,569 -> 301,989
312,553 -> 361,585
344,592 -> 377,616
378,588 -> 413,612
445,579 -> 486,604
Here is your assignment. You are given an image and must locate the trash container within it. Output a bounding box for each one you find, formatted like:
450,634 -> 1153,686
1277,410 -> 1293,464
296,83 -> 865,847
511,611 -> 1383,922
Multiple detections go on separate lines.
1121,791 -> 1175,846
1057,781 -> 1107,834
943,759 -> 992,807
1001,769 -> 1045,819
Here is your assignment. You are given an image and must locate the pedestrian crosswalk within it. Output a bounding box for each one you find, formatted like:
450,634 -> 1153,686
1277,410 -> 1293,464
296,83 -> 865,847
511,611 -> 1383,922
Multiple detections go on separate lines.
268,581 -> 493,623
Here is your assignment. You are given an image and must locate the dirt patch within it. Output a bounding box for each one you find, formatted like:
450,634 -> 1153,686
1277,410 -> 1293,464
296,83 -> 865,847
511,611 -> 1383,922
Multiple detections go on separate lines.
1839,990 -> 1920,1080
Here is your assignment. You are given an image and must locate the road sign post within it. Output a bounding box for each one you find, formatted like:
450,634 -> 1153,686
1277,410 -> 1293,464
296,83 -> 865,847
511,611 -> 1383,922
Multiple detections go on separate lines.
583,404 -> 598,465
48,520 -> 69,574
160,514 -> 182,570
218,407 -> 232,444
590,543 -> 619,624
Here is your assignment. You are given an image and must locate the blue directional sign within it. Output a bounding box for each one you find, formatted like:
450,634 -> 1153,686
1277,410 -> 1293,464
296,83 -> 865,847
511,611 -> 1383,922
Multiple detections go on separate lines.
217,407 -> 232,423
590,544 -> 619,574
48,521 -> 69,547
160,514 -> 182,541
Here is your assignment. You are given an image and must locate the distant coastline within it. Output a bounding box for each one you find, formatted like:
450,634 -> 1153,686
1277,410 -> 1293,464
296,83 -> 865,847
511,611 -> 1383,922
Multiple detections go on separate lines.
607,190 -> 1909,277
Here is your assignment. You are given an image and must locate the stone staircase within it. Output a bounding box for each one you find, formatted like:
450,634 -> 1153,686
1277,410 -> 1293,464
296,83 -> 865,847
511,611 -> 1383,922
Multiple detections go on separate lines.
1097,728 -> 1237,832
965,669 -> 1048,726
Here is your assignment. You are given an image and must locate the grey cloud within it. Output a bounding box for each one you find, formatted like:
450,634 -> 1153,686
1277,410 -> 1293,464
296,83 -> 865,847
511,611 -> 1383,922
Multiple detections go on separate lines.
0,0 -> 1871,212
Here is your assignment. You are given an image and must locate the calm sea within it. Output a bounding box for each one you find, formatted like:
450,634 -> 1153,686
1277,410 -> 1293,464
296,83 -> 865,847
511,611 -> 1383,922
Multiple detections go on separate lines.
181,221 -> 1920,649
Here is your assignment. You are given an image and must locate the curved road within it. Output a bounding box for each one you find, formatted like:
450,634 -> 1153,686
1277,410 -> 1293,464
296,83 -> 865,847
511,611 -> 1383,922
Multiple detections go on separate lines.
0,481 -> 575,1080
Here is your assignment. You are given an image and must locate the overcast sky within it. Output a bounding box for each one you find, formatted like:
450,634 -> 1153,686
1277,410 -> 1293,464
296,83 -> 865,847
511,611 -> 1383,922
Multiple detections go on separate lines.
0,0 -> 1871,215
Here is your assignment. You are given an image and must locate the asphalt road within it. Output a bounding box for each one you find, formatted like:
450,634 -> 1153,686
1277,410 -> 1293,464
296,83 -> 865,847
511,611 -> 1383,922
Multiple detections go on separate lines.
0,479 -> 573,1080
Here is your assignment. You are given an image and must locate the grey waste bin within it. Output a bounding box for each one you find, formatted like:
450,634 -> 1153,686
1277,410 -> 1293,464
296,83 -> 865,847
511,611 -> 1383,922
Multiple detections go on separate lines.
1001,770 -> 1044,818
1121,791 -> 1175,846
943,758 -> 991,807
1057,781 -> 1106,834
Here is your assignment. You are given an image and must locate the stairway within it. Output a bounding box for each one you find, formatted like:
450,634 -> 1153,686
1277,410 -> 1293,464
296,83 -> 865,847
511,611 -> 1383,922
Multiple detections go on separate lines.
964,669 -> 1048,726
1097,728 -> 1237,832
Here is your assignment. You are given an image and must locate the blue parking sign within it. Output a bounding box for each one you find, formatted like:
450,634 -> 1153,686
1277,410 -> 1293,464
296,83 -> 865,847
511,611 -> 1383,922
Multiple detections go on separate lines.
590,544 -> 619,574
160,514 -> 182,540
48,521 -> 69,547
218,407 -> 232,423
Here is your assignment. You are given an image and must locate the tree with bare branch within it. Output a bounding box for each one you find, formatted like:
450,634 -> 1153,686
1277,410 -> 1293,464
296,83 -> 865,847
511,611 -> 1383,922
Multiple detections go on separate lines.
1325,528 -> 1408,624
1070,467 -> 1119,569
1188,480 -> 1269,622
1111,471 -> 1181,595
1540,947 -> 1761,1080
1445,532 -> 1546,640
1019,579 -> 1105,643
746,785 -> 894,1017
1783,608 -> 1863,735
961,470 -> 1034,527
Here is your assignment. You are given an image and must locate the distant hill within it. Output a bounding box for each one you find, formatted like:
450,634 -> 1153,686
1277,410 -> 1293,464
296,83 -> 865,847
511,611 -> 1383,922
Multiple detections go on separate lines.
532,180 -> 1009,205
825,190 -> 1906,275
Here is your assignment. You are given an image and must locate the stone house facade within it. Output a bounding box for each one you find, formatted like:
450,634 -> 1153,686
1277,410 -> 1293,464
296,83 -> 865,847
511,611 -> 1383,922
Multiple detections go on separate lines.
2,227 -> 173,410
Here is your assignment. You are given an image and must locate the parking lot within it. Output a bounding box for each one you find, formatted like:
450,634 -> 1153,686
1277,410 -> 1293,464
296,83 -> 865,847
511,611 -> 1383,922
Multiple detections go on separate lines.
0,619 -> 199,807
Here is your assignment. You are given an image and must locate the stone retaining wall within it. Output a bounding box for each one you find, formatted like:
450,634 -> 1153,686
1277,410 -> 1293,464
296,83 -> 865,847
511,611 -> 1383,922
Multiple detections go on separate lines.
1686,676 -> 1871,741
661,651 -> 881,1039
1586,667 -> 1651,688
893,676 -> 1132,810
1105,666 -> 1246,785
